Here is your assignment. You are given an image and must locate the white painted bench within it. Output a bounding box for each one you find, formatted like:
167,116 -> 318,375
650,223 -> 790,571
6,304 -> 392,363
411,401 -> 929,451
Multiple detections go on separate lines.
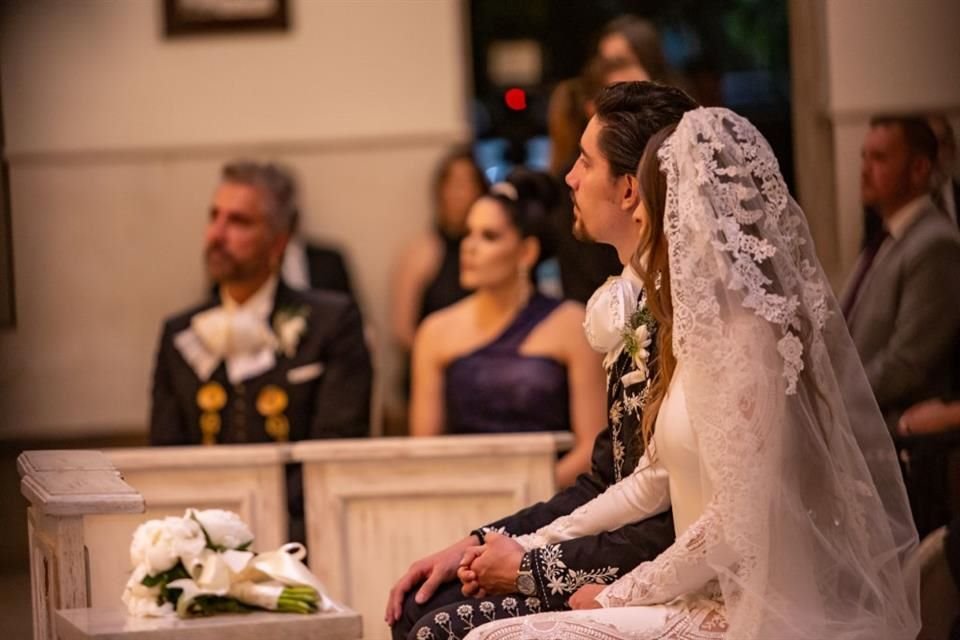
294,432 -> 571,640
19,433 -> 572,640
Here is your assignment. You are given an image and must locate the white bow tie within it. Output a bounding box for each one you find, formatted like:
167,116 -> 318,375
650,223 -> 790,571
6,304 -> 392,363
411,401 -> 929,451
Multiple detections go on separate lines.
191,307 -> 276,359
174,306 -> 277,384
583,274 -> 643,354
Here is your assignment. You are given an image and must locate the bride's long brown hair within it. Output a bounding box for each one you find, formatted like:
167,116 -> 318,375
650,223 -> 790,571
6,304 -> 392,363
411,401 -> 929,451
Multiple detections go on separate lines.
631,124 -> 678,453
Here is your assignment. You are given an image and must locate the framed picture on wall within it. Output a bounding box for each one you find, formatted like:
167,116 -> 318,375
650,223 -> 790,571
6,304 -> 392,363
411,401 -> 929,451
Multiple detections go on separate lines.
163,0 -> 290,37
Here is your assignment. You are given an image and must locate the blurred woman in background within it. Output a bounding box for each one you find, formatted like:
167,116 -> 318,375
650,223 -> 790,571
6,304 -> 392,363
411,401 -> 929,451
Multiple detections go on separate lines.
391,146 -> 488,352
409,169 -> 606,488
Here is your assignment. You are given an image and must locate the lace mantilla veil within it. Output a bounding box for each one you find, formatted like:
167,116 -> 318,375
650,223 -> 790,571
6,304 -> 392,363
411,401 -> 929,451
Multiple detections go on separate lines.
661,108 -> 919,639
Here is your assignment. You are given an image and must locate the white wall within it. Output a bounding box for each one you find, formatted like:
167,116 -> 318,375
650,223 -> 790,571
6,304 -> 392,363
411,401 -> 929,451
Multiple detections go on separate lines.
0,0 -> 469,438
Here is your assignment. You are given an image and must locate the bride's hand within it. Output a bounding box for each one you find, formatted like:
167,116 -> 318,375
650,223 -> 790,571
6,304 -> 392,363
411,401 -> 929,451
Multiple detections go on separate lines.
569,584 -> 605,609
457,545 -> 486,597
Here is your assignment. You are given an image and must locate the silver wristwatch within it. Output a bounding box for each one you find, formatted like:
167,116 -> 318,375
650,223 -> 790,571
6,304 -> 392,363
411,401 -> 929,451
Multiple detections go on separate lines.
516,553 -> 536,596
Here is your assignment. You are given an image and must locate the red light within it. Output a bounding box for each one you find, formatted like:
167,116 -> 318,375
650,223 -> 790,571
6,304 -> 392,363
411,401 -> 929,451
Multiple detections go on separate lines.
504,88 -> 527,111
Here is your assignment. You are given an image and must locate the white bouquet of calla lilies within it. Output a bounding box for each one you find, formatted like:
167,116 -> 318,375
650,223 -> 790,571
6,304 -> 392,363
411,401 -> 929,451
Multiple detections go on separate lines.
122,508 -> 336,618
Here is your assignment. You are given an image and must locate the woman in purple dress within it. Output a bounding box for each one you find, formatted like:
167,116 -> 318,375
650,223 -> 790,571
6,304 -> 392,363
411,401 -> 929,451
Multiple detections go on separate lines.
409,170 -> 607,488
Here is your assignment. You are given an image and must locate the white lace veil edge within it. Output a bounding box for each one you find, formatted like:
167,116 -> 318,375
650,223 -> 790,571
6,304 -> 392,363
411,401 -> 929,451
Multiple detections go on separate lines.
659,107 -> 920,640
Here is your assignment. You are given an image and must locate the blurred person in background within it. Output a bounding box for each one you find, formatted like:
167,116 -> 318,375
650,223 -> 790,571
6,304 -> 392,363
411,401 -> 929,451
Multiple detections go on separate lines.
150,160 -> 372,541
281,207 -> 354,297
547,78 -> 590,178
596,15 -> 669,82
391,147 -> 488,352
409,169 -> 605,490
842,116 -> 960,537
929,113 -> 959,226
211,163 -> 356,297
841,115 -> 960,431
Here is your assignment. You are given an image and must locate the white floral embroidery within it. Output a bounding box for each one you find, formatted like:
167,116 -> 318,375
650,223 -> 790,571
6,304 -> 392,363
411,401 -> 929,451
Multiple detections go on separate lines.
607,398 -> 626,482
608,399 -> 624,427
456,604 -> 475,633
623,391 -> 643,415
537,544 -> 619,596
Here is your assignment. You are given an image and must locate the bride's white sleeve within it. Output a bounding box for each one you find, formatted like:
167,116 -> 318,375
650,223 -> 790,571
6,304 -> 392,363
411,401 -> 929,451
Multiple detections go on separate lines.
593,495 -> 733,607
512,451 -> 671,551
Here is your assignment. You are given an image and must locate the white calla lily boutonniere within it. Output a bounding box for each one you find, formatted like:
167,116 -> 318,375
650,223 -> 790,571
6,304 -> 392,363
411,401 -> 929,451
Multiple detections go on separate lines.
603,305 -> 655,388
272,306 -> 310,358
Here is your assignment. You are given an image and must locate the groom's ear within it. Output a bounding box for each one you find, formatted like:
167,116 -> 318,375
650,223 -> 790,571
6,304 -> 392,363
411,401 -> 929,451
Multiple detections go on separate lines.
618,174 -> 640,213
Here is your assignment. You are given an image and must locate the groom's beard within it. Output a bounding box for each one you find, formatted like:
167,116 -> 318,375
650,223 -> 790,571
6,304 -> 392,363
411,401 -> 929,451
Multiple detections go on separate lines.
570,193 -> 595,243
572,216 -> 594,242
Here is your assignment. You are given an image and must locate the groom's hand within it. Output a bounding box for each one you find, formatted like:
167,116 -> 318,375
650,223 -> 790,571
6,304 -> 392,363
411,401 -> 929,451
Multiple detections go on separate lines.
385,534 -> 479,625
468,532 -> 524,596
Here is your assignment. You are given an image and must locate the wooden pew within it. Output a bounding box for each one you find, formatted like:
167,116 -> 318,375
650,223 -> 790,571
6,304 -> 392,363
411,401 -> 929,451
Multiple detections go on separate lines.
19,434 -> 570,640
294,432 -> 571,640
17,450 -> 145,640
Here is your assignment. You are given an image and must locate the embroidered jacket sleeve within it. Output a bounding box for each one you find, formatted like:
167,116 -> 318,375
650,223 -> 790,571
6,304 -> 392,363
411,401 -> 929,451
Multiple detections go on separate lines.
506,446 -> 674,610
521,512 -> 674,610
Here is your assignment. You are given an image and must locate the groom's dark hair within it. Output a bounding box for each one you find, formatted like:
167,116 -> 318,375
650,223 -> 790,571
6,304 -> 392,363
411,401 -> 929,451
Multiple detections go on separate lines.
594,82 -> 698,179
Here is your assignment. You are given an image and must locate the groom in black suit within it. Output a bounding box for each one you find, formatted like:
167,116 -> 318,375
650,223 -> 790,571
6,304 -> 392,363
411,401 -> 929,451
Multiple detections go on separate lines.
386,82 -> 699,640
150,160 -> 372,541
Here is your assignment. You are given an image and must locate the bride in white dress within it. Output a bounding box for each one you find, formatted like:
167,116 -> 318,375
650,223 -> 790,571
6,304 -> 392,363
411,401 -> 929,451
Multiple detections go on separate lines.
464,108 -> 920,640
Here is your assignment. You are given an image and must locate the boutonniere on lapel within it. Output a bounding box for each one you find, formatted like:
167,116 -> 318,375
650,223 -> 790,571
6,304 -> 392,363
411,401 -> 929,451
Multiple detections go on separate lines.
272,305 -> 310,358
603,305 -> 655,388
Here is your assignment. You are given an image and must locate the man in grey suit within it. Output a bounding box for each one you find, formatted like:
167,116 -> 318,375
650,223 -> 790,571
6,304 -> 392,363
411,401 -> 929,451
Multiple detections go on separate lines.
842,115 -> 960,432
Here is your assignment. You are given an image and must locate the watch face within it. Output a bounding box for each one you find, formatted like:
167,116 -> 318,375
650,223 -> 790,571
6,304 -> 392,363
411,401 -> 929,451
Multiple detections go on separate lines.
517,573 -> 536,596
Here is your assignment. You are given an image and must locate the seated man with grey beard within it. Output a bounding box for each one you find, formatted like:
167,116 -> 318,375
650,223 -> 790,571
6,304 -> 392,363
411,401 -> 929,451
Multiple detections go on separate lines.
149,160 -> 372,542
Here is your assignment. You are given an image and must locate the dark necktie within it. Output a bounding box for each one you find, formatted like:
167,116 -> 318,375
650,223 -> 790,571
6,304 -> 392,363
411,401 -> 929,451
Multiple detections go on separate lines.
843,229 -> 889,320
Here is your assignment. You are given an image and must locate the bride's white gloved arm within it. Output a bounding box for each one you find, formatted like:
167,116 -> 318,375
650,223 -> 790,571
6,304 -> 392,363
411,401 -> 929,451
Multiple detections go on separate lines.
512,452 -> 671,551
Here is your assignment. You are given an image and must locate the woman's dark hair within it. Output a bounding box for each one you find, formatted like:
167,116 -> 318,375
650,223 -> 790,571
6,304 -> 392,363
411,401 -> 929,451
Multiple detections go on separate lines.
432,145 -> 489,227
487,168 -> 561,271
599,15 -> 669,82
